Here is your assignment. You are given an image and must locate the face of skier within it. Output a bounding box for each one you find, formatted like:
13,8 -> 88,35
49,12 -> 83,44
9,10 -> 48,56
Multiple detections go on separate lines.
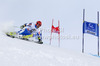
37,23 -> 41,28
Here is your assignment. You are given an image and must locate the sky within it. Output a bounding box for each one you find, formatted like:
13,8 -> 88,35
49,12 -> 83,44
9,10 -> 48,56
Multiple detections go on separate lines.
0,0 -> 100,55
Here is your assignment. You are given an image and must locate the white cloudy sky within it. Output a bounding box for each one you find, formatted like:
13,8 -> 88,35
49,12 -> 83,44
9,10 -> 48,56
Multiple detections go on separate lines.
0,0 -> 100,55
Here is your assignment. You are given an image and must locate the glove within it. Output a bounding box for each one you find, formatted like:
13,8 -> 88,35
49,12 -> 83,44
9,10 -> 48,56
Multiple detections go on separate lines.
38,36 -> 41,42
20,25 -> 24,29
32,29 -> 36,31
30,29 -> 36,33
20,24 -> 27,29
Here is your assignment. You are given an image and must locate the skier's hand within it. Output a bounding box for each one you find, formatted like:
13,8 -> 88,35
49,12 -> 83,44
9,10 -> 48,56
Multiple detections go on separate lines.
20,24 -> 26,29
32,29 -> 36,31
38,36 -> 41,42
20,25 -> 24,29
30,29 -> 36,33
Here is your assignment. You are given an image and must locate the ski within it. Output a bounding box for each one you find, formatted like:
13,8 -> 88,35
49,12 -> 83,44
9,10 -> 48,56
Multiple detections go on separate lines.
6,32 -> 43,44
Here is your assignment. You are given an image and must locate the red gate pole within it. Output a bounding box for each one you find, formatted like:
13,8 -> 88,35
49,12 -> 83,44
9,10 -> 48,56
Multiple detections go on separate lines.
50,19 -> 54,45
58,20 -> 60,47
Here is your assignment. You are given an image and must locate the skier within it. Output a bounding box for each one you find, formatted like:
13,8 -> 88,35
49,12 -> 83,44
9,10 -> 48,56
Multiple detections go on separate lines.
18,21 -> 42,42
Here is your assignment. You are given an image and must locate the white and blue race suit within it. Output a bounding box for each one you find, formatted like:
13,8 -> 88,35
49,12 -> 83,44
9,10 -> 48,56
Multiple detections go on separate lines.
18,23 -> 42,40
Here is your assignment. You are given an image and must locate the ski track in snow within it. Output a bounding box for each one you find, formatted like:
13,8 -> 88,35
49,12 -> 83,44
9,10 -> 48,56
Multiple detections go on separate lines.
0,25 -> 100,66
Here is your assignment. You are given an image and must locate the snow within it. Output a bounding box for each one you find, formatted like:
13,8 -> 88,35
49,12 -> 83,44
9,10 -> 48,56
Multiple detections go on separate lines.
0,25 -> 100,66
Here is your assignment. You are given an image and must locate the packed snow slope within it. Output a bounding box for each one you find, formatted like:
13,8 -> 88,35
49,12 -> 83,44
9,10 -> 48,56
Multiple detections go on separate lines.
0,24 -> 100,66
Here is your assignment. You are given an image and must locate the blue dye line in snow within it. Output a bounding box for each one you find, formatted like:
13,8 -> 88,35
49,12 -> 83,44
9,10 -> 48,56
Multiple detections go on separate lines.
89,53 -> 100,58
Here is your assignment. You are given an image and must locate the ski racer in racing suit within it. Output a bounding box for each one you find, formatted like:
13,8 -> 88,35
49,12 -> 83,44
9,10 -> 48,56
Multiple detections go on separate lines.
18,21 -> 42,42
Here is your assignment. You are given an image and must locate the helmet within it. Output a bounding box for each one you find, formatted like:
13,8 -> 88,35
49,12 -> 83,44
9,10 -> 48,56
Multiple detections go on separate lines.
36,21 -> 42,26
